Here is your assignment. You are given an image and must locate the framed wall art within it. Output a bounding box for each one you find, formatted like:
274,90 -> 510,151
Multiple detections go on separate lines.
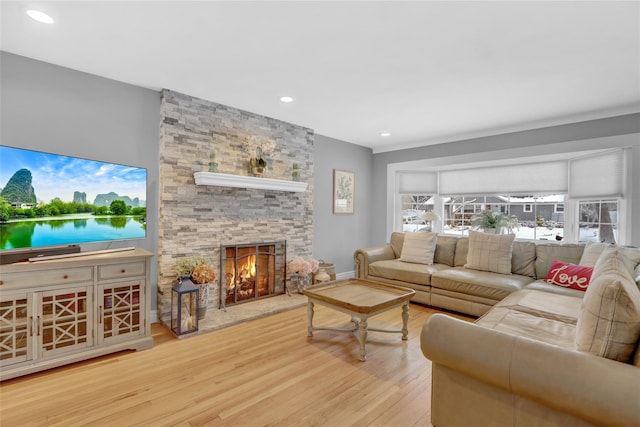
333,169 -> 355,214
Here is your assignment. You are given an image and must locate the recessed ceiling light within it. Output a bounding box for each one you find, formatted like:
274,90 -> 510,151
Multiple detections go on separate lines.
27,9 -> 55,24
380,132 -> 391,137
280,96 -> 293,103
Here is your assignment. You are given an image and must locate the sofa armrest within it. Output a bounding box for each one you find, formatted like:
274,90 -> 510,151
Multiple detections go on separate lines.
353,245 -> 396,279
421,314 -> 640,427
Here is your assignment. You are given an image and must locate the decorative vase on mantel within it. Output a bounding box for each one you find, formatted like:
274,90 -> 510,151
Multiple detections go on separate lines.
250,147 -> 267,177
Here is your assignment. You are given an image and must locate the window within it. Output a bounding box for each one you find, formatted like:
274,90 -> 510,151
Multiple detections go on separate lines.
402,195 -> 433,232
443,196 -> 510,236
578,200 -> 619,244
442,194 -> 565,240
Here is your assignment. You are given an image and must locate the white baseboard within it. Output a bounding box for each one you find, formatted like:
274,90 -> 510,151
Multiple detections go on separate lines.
336,270 -> 356,280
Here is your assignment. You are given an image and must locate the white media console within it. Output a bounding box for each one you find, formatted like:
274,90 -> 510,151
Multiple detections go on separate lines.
0,248 -> 154,381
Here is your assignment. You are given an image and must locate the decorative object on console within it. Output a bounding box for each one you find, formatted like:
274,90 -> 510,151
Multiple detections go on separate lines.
171,275 -> 199,336
333,169 -> 355,214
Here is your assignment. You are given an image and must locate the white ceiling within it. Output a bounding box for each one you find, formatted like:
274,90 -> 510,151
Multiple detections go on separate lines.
2,1 -> 639,153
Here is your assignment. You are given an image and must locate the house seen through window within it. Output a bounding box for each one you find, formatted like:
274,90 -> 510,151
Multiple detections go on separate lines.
402,194 -> 620,243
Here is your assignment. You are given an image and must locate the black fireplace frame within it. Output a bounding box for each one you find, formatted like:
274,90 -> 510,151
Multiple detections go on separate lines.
219,240 -> 287,309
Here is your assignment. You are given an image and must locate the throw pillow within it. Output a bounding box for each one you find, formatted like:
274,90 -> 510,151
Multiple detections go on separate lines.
433,236 -> 457,267
580,242 -> 640,278
579,241 -> 612,267
545,259 -> 593,291
464,230 -> 515,275
399,232 -> 438,265
575,247 -> 640,363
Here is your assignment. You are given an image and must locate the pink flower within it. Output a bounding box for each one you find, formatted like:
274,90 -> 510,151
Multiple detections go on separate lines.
287,257 -> 319,275
307,258 -> 319,274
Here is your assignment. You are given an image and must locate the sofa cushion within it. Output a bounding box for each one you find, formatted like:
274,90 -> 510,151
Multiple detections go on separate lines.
431,267 -> 534,302
369,259 -> 447,286
511,240 -> 536,278
489,289 -> 583,324
454,237 -> 468,267
525,280 -> 588,298
390,232 -> 405,258
399,232 -> 437,264
545,259 -> 593,291
465,230 -> 515,275
534,243 -> 584,280
434,236 -> 458,267
575,247 -> 640,363
477,306 -> 576,349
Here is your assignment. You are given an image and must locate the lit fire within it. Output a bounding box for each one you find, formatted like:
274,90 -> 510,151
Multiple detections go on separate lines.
227,255 -> 257,297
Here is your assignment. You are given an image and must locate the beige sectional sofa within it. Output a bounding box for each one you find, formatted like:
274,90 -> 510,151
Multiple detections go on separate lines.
354,232 -> 640,426
354,231 -> 586,316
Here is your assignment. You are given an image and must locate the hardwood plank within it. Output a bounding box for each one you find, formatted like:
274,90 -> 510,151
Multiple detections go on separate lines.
0,302 -> 472,426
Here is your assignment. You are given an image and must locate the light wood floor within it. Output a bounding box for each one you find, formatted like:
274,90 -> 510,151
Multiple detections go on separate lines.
0,302 -> 471,427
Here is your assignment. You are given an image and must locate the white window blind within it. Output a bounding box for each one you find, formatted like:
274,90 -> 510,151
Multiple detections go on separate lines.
438,161 -> 568,195
569,149 -> 625,199
398,171 -> 437,194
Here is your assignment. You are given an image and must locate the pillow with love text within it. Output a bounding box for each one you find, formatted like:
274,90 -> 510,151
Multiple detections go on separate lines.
546,259 -> 594,291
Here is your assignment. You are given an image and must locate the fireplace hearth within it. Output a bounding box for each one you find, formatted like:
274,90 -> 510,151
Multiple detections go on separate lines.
220,241 -> 287,309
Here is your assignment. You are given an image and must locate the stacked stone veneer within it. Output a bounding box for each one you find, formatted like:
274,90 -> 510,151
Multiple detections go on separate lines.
158,89 -> 314,323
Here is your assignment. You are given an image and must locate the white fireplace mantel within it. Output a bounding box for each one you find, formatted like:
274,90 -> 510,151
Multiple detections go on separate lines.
194,171 -> 308,192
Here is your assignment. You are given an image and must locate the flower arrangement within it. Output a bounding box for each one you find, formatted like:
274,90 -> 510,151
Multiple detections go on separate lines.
244,137 -> 277,175
287,257 -> 319,275
191,263 -> 216,284
175,256 -> 216,309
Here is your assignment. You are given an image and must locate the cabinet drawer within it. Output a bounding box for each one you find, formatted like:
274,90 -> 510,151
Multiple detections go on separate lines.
0,267 -> 93,288
98,262 -> 146,280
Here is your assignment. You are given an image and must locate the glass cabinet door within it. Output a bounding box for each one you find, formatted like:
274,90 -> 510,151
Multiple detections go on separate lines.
39,286 -> 93,359
100,280 -> 145,343
0,292 -> 33,366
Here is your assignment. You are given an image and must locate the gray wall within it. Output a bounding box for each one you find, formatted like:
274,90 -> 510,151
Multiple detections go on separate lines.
313,134 -> 373,274
1,52 -> 161,306
373,115 -> 640,246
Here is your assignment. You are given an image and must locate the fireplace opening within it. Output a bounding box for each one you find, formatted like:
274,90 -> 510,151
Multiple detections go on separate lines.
220,241 -> 286,308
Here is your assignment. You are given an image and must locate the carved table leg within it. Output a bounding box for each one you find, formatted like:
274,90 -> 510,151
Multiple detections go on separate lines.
401,303 -> 409,340
307,301 -> 315,337
358,318 -> 368,361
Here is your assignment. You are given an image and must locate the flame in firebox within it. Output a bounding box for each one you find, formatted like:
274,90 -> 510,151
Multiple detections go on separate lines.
227,255 -> 257,288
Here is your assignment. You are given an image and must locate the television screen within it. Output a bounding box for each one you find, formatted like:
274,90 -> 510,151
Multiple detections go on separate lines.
0,145 -> 147,252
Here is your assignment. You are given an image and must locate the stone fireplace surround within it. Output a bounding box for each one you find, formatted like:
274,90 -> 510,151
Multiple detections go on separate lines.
157,89 -> 314,326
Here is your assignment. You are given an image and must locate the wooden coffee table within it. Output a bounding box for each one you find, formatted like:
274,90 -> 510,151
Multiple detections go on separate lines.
303,278 -> 415,361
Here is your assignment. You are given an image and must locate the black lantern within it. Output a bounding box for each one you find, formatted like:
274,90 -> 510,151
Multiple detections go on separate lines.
171,275 -> 199,336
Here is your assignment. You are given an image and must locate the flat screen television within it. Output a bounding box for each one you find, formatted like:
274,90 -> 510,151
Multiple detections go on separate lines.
0,145 -> 147,263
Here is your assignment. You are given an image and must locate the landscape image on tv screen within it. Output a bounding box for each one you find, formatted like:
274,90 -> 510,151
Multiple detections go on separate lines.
0,145 -> 147,250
